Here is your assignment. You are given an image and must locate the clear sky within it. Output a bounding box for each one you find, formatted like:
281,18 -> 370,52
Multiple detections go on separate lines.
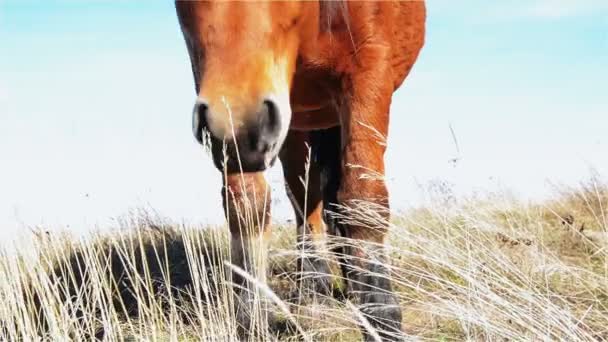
1,1 -> 607,237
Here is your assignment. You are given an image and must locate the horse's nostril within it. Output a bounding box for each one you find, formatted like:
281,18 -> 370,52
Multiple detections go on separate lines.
261,99 -> 280,133
245,99 -> 281,153
193,101 -> 208,144
197,102 -> 208,118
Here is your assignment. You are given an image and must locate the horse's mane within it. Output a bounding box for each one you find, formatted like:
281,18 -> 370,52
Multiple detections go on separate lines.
320,0 -> 356,53
319,0 -> 349,32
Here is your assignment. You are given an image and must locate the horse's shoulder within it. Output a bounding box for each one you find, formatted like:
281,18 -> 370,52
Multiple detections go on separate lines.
342,1 -> 426,89
299,1 -> 426,90
389,1 -> 426,89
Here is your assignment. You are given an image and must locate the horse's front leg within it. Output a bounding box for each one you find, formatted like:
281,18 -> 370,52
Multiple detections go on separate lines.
222,172 -> 272,338
338,50 -> 402,340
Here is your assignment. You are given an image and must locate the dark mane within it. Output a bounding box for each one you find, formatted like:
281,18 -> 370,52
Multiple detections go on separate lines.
319,0 -> 348,32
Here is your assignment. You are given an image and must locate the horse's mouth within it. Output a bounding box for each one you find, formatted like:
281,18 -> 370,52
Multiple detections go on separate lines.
206,136 -> 279,173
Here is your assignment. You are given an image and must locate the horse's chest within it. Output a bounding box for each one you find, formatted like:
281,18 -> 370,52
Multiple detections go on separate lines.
288,66 -> 342,131
290,66 -> 341,111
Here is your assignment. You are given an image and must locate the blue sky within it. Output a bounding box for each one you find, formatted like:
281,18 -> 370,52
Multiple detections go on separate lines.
1,1 -> 607,236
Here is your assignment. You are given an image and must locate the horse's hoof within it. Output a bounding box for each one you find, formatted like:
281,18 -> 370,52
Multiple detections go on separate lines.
234,290 -> 275,340
360,291 -> 403,341
268,314 -> 298,338
296,256 -> 334,298
236,300 -> 297,340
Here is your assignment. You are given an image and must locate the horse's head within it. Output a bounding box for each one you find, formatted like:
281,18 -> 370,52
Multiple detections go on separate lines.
176,1 -> 318,172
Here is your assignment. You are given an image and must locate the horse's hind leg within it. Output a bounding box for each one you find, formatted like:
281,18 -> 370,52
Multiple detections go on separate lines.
222,172 -> 272,338
279,130 -> 334,298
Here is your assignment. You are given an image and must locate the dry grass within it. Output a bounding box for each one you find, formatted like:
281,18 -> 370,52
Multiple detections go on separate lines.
1,177 -> 608,341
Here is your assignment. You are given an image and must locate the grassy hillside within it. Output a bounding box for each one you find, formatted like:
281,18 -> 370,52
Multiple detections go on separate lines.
1,176 -> 607,341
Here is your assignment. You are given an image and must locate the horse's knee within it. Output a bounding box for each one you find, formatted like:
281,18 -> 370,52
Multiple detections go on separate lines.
337,170 -> 390,240
337,164 -> 388,205
222,172 -> 271,236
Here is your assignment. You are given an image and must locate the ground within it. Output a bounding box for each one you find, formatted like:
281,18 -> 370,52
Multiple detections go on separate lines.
1,176 -> 607,341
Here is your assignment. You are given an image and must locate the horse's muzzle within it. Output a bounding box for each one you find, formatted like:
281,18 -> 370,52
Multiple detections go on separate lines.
193,99 -> 283,173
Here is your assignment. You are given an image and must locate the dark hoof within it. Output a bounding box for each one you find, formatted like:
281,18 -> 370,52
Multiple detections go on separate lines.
268,315 -> 298,338
360,291 -> 403,341
234,291 -> 254,339
296,256 -> 334,298
234,290 -> 274,340
236,292 -> 299,340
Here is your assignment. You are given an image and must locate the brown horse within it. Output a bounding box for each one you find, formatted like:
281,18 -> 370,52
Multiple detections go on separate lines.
175,1 -> 425,340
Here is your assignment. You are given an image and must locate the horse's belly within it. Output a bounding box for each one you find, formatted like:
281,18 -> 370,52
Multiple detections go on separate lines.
289,67 -> 341,131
